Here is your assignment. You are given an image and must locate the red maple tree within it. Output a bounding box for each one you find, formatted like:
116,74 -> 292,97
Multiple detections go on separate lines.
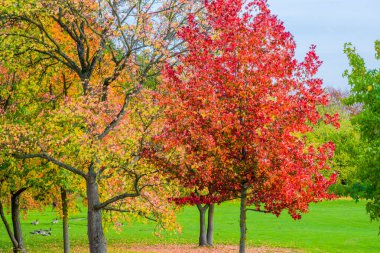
154,0 -> 338,252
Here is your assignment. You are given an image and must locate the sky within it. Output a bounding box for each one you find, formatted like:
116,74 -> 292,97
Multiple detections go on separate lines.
268,0 -> 380,90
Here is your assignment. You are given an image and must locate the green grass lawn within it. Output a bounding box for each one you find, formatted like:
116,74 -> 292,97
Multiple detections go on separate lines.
0,199 -> 379,252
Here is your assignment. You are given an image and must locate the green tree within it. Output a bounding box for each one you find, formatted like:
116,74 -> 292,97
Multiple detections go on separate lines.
307,87 -> 364,196
344,41 -> 380,231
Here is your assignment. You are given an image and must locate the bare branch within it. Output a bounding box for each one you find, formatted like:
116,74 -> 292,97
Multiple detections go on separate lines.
246,208 -> 270,213
97,85 -> 142,140
12,187 -> 28,197
103,207 -> 157,222
13,153 -> 86,178
95,191 -> 139,210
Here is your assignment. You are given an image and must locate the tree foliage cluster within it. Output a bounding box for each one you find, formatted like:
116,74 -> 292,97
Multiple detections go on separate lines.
343,41 -> 380,230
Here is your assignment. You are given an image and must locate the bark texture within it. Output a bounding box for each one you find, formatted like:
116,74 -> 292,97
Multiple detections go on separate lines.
61,187 -> 70,253
87,170 -> 107,253
239,185 -> 248,253
196,204 -> 209,246
11,189 -> 27,253
207,203 -> 215,246
0,201 -> 19,250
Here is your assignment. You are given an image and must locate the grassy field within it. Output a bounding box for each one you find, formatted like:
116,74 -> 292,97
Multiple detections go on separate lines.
0,199 -> 379,252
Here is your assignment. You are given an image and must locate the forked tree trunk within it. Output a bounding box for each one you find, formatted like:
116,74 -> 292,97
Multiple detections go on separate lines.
239,184 -> 248,253
196,204 -> 209,246
11,189 -> 27,253
87,171 -> 107,253
207,204 -> 214,246
61,187 -> 70,253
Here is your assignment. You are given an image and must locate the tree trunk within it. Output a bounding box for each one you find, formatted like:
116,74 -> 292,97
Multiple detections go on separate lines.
0,201 -> 19,250
86,171 -> 107,253
80,75 -> 90,96
11,190 -> 27,253
61,187 -> 70,253
239,184 -> 248,253
196,204 -> 209,246
207,203 -> 214,246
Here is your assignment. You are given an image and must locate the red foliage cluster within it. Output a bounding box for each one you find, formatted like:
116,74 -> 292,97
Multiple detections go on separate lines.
152,0 -> 337,219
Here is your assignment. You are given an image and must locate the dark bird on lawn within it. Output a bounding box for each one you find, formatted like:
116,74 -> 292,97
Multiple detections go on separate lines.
30,230 -> 41,235
52,218 -> 59,224
40,228 -> 52,236
31,220 -> 39,225
30,228 -> 51,236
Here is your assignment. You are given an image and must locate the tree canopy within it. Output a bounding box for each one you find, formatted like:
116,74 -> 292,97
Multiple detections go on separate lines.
344,41 -> 380,229
154,0 -> 338,251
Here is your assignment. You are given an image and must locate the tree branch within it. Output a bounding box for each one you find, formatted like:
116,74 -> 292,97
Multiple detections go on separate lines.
13,153 -> 86,178
97,85 -> 142,140
95,191 -> 139,210
12,187 -> 28,197
246,208 -> 270,213
196,203 -> 209,212
103,207 -> 157,222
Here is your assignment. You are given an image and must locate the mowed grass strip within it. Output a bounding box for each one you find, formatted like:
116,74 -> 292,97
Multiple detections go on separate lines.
0,199 -> 378,252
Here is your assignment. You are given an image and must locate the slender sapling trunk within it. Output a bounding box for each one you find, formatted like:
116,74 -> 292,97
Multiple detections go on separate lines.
239,184 -> 248,253
0,201 -> 19,250
61,187 -> 70,253
207,203 -> 214,246
196,204 -> 209,246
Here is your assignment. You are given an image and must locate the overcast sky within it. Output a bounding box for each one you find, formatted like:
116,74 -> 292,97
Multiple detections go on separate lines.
268,0 -> 380,90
